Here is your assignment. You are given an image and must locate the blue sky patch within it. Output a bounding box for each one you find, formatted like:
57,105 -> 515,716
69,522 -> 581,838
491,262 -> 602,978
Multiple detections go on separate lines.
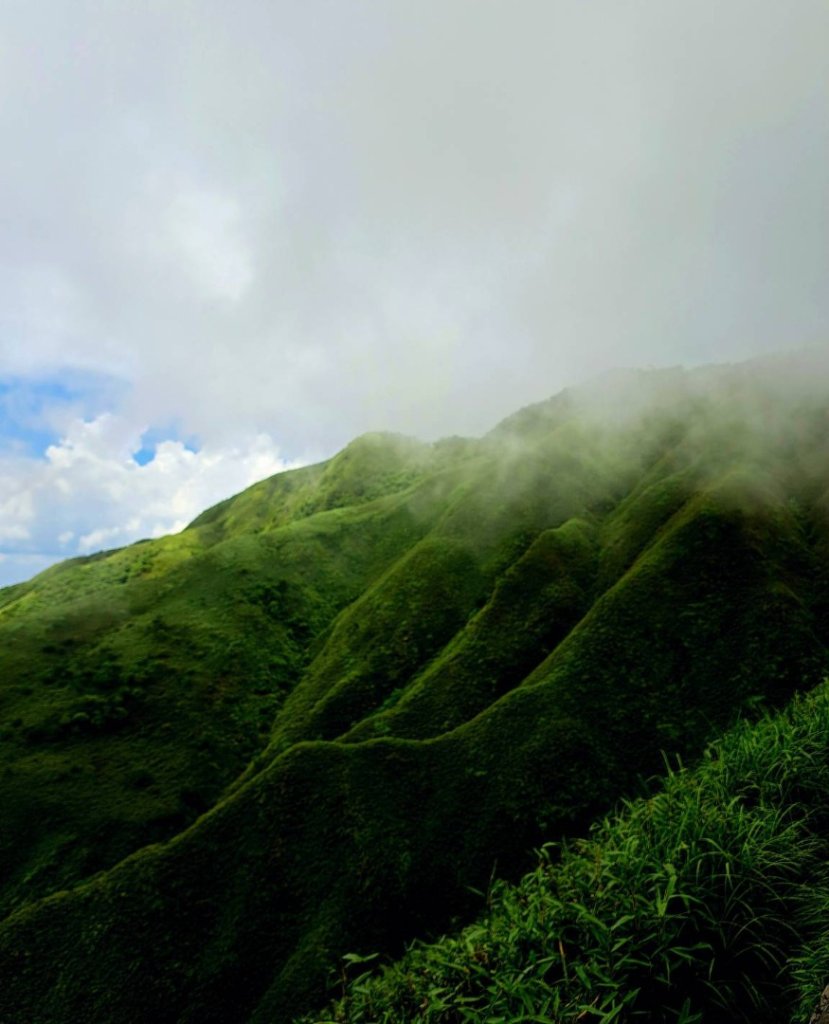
0,370 -> 128,458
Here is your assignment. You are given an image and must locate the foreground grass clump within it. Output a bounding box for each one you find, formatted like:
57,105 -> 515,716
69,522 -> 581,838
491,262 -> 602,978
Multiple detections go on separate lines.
308,684 -> 829,1024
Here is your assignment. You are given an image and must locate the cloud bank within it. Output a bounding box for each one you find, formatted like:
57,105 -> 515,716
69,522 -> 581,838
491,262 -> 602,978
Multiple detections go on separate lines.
0,0 -> 827,584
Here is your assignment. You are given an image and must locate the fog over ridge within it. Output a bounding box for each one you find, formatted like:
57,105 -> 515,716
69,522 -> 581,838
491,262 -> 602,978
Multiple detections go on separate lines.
0,0 -> 827,584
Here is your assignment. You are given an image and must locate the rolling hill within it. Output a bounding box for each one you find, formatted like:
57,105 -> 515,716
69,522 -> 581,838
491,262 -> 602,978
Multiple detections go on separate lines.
1,352 -> 828,1022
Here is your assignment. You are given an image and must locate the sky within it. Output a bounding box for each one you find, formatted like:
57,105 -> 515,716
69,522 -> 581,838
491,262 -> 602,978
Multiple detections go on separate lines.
0,0 -> 827,586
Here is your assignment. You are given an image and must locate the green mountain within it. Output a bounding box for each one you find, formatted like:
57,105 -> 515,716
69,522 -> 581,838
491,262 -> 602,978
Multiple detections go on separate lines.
1,353 -> 828,1022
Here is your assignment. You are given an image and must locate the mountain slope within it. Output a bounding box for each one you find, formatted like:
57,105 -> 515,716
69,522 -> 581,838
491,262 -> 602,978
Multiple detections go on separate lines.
309,681 -> 829,1024
1,354 -> 828,1022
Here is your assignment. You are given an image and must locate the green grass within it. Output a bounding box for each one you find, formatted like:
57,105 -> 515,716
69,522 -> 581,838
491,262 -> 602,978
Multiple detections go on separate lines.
305,681 -> 829,1023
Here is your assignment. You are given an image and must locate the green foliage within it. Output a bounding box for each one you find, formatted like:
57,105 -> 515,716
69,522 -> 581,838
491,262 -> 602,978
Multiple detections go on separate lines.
307,683 -> 829,1023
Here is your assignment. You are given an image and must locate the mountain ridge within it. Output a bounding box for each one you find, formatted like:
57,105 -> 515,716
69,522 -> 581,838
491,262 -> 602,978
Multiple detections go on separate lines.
1,353 -> 828,1021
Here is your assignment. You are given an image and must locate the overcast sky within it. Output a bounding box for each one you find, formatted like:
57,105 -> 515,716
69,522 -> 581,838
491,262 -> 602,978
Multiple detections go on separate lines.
1,0 -> 827,586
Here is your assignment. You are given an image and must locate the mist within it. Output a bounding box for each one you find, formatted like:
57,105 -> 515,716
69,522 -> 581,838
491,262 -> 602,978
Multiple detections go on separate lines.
0,0 -> 827,584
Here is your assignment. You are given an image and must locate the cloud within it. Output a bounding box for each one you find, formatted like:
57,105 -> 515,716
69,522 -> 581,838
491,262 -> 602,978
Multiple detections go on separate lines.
0,413 -> 299,583
0,0 -> 826,584
165,189 -> 254,303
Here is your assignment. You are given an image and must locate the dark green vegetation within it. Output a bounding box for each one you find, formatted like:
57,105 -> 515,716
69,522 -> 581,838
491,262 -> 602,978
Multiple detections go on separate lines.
1,353 -> 829,1022
309,683 -> 829,1023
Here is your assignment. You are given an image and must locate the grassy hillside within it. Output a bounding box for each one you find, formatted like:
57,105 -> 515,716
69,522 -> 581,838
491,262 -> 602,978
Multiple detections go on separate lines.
308,681 -> 829,1023
0,354 -> 828,1022
0,432 -> 457,916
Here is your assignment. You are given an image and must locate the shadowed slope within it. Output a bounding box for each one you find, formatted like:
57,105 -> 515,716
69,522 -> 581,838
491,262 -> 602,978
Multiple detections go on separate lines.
1,357 -> 829,1022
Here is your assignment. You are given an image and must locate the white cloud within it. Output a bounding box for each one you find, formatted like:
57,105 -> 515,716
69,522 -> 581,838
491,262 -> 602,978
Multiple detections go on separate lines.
0,414 -> 301,583
0,1 -> 827,583
165,188 -> 255,303
0,2 -> 824,451
0,489 -> 34,541
0,523 -> 30,542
